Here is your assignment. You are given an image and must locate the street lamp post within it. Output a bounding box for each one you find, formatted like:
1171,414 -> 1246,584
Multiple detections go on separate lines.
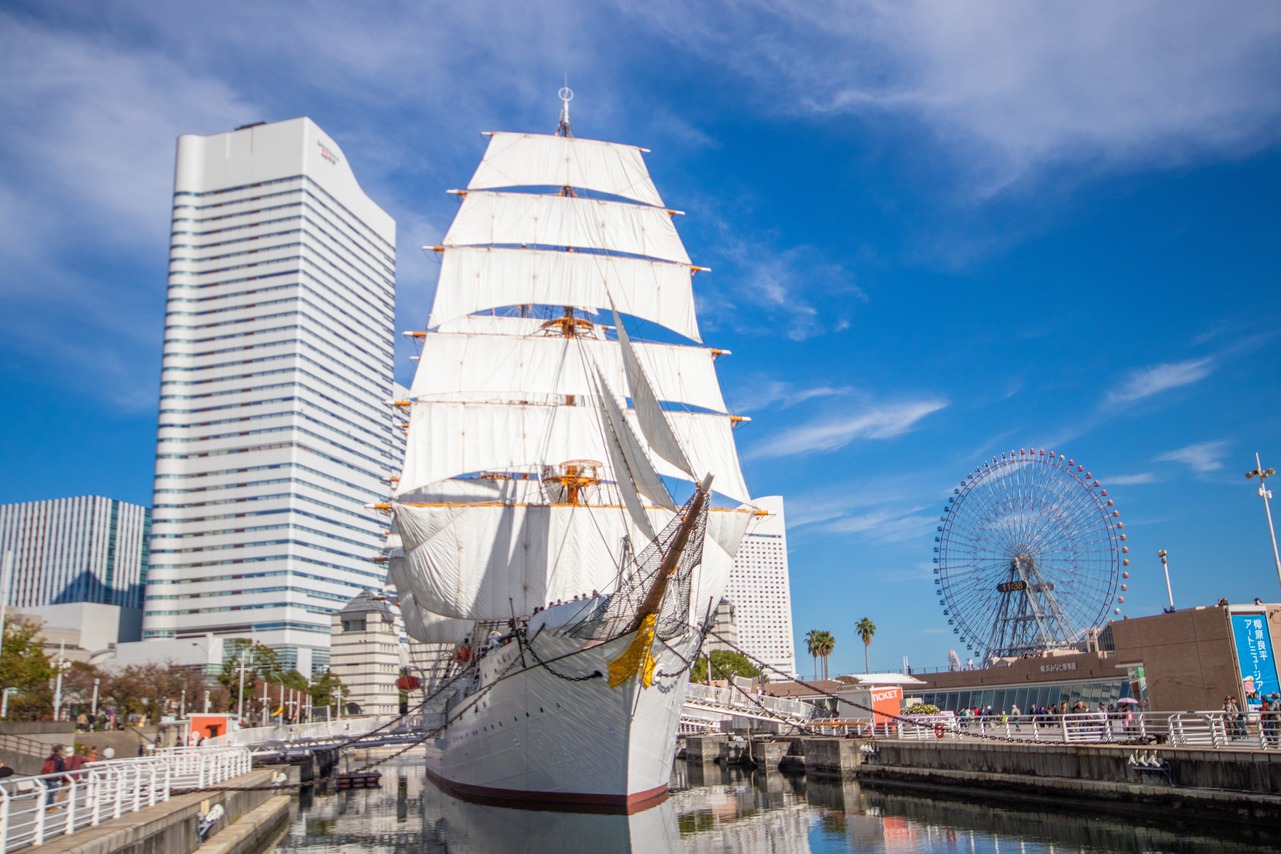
237,649 -> 253,721
91,678 -> 100,721
1245,453 -> 1281,591
51,645 -> 70,727
1157,550 -> 1175,612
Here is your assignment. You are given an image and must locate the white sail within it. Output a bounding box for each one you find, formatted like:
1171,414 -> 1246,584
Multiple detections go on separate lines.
612,309 -> 694,477
691,508 -> 757,624
595,368 -> 675,512
399,589 -> 473,644
410,331 -> 727,414
468,132 -> 665,207
599,425 -> 660,542
428,247 -> 701,342
444,192 -> 690,265
394,502 -> 676,620
395,401 -> 751,505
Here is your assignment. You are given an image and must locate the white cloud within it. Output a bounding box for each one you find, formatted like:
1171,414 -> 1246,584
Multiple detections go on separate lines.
627,1 -> 1281,192
1104,473 -> 1158,487
750,399 -> 945,459
731,379 -> 850,412
820,509 -> 937,545
1155,440 -> 1230,474
0,17 -> 254,255
1106,358 -> 1214,405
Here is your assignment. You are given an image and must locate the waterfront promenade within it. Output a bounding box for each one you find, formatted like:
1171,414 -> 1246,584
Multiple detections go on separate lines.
8,704 -> 1278,853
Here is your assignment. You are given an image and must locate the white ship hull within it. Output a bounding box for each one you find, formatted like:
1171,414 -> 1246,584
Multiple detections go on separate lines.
425,626 -> 699,813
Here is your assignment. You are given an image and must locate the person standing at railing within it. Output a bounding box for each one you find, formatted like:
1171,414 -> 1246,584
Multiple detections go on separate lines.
1223,696 -> 1247,740
41,744 -> 66,810
1260,695 -> 1279,747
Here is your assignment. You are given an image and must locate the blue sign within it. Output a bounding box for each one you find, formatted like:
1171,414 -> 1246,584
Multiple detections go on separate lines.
1231,614 -> 1279,706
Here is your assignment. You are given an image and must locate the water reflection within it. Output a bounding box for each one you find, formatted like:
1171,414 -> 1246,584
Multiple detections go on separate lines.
274,754 -> 1280,853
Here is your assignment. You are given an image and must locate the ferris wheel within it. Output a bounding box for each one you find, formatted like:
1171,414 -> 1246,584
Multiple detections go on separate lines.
933,448 -> 1128,663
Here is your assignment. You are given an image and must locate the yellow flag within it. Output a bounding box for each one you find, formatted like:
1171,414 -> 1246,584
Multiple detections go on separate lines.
608,613 -> 657,689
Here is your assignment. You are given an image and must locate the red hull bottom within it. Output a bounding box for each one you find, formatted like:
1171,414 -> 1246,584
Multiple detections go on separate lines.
424,765 -> 669,815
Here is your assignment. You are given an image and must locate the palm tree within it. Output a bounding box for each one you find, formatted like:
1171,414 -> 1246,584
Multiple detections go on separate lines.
813,630 -> 835,680
856,617 -> 877,673
805,630 -> 820,680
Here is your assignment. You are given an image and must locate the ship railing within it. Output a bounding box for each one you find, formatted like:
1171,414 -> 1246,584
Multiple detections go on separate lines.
0,745 -> 250,852
202,714 -> 399,748
882,711 -> 1280,750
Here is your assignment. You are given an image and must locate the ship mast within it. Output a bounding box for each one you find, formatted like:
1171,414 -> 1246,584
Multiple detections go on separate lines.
556,84 -> 573,138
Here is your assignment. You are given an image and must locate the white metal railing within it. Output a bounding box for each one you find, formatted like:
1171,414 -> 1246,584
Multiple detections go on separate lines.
0,746 -> 251,852
203,715 -> 398,749
878,710 -> 1281,750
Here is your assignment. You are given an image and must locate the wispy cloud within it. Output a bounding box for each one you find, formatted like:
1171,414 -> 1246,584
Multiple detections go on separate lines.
750,399 -> 946,459
784,474 -> 945,546
1155,440 -> 1230,474
1106,357 -> 1215,405
695,225 -> 864,341
731,379 -> 850,412
1104,472 -> 1158,486
819,509 -> 938,544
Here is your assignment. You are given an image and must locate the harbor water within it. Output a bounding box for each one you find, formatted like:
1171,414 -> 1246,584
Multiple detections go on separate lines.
273,753 -> 1279,853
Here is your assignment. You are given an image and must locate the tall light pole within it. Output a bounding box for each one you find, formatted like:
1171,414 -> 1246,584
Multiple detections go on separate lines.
237,648 -> 253,721
51,642 -> 69,722
1246,453 -> 1281,591
1156,550 -> 1175,612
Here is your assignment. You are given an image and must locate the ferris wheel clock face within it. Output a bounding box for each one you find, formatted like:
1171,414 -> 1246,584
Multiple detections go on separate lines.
933,449 -> 1127,662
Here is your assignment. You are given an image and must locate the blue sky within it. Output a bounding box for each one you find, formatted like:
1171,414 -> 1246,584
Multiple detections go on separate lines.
2,1 -> 1280,676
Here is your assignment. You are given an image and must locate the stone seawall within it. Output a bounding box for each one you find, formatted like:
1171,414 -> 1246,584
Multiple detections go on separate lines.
692,734 -> 1281,823
861,740 -> 1281,822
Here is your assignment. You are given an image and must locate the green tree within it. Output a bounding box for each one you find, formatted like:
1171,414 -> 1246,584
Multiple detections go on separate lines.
218,640 -> 281,712
0,617 -> 55,720
61,661 -> 107,717
855,617 -> 877,673
102,662 -> 210,722
691,650 -> 761,683
309,670 -> 344,710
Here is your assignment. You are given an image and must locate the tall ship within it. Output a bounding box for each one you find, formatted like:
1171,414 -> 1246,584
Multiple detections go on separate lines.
385,90 -> 757,812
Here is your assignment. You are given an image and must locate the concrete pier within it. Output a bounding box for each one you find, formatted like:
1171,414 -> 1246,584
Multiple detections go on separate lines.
801,738 -> 865,778
683,735 -> 728,763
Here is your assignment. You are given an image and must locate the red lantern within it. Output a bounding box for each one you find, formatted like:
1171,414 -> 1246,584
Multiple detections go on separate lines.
396,674 -> 421,691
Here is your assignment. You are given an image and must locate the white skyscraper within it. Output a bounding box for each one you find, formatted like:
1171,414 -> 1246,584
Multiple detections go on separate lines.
142,117 -> 398,675
723,495 -> 797,677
